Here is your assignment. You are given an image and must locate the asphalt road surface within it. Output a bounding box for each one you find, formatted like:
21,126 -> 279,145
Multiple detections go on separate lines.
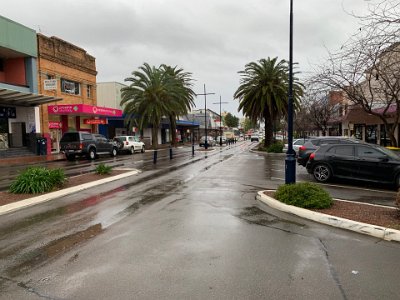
0,142 -> 399,299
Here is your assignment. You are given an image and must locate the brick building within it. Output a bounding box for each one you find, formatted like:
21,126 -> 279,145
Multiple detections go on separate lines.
37,34 -> 121,153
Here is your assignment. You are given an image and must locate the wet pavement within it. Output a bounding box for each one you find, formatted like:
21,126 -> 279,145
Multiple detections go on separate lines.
0,142 -> 399,299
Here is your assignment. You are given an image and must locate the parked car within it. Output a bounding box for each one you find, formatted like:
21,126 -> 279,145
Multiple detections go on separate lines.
283,138 -> 309,154
60,131 -> 118,161
306,142 -> 400,187
297,136 -> 363,167
215,136 -> 227,145
113,136 -> 145,154
199,136 -> 216,147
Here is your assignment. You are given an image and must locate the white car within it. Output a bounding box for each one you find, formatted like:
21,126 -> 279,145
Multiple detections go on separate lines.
113,136 -> 145,154
283,138 -> 309,154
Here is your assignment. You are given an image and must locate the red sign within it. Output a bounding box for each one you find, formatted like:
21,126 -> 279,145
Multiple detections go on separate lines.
49,121 -> 62,129
83,119 -> 107,125
48,104 -> 122,117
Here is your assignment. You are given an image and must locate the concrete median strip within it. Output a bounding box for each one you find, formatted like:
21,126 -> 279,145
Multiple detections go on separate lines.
0,170 -> 140,216
256,190 -> 400,242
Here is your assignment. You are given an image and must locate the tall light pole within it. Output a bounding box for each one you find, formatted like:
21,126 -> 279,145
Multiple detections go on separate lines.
213,96 -> 228,146
196,84 -> 215,150
285,0 -> 296,184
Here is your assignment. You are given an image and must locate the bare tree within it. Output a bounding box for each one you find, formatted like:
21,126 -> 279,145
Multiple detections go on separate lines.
315,0 -> 400,146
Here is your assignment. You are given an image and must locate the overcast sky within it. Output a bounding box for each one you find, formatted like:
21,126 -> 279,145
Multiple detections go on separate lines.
3,0 -> 372,116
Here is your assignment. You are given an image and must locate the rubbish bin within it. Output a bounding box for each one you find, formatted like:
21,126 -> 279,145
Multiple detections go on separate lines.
36,138 -> 47,155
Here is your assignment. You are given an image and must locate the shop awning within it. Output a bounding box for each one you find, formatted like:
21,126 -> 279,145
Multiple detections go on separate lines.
48,104 -> 123,117
0,88 -> 62,107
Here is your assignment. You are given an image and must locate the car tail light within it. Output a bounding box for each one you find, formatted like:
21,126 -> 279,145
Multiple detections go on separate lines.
299,145 -> 306,151
79,143 -> 83,150
125,141 -> 129,145
309,152 -> 315,160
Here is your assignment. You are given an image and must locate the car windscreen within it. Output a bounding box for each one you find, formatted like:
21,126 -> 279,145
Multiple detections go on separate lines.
60,133 -> 80,142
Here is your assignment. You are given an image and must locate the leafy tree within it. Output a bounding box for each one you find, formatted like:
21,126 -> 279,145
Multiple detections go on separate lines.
121,63 -> 194,149
234,57 -> 304,147
242,117 -> 255,132
224,112 -> 239,128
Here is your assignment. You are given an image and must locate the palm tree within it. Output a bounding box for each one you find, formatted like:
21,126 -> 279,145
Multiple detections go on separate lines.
121,63 -> 195,149
234,57 -> 304,147
121,63 -> 172,149
160,65 -> 196,147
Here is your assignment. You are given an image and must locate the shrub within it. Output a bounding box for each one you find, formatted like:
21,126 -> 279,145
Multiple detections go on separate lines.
9,167 -> 66,194
275,182 -> 333,209
267,142 -> 284,153
95,163 -> 112,175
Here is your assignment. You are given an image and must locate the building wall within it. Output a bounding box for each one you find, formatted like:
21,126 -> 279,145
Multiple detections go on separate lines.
97,82 -> 126,110
37,34 -> 97,135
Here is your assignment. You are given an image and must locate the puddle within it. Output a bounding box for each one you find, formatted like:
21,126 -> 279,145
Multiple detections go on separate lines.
237,206 -> 306,227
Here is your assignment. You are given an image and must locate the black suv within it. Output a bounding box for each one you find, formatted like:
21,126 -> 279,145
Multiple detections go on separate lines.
60,131 -> 118,161
297,136 -> 363,167
306,143 -> 400,187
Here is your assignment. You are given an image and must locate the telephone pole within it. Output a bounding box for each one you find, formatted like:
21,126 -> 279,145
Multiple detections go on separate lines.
213,96 -> 228,146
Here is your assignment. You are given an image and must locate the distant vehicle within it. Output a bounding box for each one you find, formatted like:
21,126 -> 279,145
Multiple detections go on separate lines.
113,136 -> 145,154
297,136 -> 363,167
60,131 -> 118,161
199,136 -> 216,147
283,138 -> 309,154
306,142 -> 400,188
215,136 -> 227,145
250,134 -> 259,142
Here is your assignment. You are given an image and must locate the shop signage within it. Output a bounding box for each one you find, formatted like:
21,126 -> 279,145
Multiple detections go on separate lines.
44,79 -> 57,90
0,107 -> 16,118
48,104 -> 122,117
49,121 -> 62,129
83,119 -> 107,125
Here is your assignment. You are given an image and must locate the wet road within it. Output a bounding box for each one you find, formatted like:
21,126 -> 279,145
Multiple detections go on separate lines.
0,142 -> 400,299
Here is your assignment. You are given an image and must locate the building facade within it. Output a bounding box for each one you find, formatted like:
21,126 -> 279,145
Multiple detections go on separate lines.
0,16 -> 59,154
37,35 -> 122,153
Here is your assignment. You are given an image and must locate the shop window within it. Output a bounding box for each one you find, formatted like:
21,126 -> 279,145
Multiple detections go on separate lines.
61,78 -> 80,95
87,85 -> 92,98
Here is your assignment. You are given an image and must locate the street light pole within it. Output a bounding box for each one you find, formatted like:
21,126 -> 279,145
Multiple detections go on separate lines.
196,84 -> 215,150
213,96 -> 228,146
285,0 -> 296,184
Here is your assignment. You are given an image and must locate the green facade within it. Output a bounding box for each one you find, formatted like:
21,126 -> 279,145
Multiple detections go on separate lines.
0,15 -> 37,57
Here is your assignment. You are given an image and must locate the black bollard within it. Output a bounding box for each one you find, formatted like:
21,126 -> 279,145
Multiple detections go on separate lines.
192,144 -> 195,156
153,150 -> 158,164
169,147 -> 173,159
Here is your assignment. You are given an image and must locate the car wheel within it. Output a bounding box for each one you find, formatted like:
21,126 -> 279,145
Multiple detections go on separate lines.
111,147 -> 117,157
130,147 -> 135,155
87,148 -> 96,160
141,146 -> 145,153
313,164 -> 331,183
66,154 -> 75,161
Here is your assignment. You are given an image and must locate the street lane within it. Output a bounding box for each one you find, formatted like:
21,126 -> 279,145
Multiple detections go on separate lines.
0,141 -> 399,299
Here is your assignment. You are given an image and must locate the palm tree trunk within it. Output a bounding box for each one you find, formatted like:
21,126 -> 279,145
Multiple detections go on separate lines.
170,115 -> 177,147
152,126 -> 159,149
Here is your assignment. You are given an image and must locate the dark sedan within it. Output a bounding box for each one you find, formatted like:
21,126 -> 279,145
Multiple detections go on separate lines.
306,143 -> 400,188
297,136 -> 363,167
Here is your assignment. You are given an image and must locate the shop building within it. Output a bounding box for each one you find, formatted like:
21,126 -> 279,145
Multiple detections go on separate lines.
37,35 -> 121,153
0,16 -> 60,155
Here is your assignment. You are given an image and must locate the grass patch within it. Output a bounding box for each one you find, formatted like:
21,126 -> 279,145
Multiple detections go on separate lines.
9,167 -> 66,194
275,182 -> 333,209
